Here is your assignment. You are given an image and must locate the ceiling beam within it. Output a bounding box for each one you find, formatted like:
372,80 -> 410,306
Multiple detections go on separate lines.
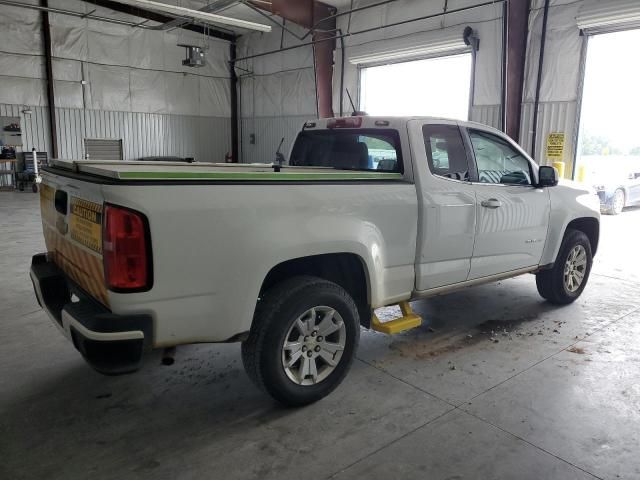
250,0 -> 335,30
83,0 -> 236,41
250,0 -> 337,118
158,0 -> 238,31
112,0 -> 271,32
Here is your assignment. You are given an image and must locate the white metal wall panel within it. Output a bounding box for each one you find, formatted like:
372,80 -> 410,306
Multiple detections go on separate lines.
0,2 -> 232,114
332,0 -> 506,116
523,1 -> 583,104
519,100 -> 578,168
0,104 -> 52,154
1,104 -> 231,162
195,116 -> 232,163
57,107 -> 85,159
240,115 -> 309,164
470,105 -> 502,131
0,2 -> 233,166
82,111 -> 231,162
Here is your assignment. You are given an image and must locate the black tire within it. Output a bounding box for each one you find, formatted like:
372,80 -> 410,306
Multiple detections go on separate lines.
603,189 -> 625,215
32,183 -> 38,193
536,229 -> 592,305
242,276 -> 360,406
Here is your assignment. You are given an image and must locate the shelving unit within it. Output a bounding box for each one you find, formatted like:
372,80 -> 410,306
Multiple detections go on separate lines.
0,115 -> 23,191
0,159 -> 17,190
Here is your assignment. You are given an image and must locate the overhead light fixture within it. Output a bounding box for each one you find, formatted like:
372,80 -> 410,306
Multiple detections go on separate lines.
116,0 -> 272,32
179,44 -> 206,67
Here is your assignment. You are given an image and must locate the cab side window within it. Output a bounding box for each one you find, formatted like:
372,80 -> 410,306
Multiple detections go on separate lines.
469,130 -> 532,185
422,124 -> 470,181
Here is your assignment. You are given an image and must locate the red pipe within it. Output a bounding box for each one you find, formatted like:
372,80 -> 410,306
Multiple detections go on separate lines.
504,0 -> 530,140
252,0 -> 336,118
312,29 -> 336,118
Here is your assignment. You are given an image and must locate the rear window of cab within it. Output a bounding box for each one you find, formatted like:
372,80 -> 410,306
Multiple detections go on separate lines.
289,129 -> 403,173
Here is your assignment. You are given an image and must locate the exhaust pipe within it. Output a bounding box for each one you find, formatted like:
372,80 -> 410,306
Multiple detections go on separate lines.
161,346 -> 176,365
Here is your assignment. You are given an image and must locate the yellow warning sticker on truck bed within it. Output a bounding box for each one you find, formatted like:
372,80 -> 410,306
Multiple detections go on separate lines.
70,197 -> 102,254
39,183 -> 56,226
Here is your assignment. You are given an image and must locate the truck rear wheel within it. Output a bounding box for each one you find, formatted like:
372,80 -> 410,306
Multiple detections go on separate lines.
536,229 -> 592,305
241,276 -> 360,406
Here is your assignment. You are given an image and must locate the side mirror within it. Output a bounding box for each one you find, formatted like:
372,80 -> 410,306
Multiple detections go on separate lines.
538,165 -> 559,187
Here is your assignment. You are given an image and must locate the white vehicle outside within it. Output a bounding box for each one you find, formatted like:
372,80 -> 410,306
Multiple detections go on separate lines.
30,116 -> 600,405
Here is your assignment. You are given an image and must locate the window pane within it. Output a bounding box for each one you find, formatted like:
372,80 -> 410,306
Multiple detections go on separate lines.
360,54 -> 472,120
289,129 -> 401,172
469,130 -> 532,185
422,124 -> 469,181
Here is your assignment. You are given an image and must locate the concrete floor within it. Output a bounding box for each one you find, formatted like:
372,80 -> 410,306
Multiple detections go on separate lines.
1,191 -> 639,480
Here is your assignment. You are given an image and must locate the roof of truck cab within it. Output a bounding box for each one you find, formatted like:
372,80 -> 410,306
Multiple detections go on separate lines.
308,116 -> 503,134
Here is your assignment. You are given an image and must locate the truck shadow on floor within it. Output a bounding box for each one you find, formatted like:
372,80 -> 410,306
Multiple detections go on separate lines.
371,277 -> 561,360
0,277 -> 598,479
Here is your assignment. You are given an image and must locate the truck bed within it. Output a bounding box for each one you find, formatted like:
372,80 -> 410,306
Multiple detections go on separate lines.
47,160 -> 403,182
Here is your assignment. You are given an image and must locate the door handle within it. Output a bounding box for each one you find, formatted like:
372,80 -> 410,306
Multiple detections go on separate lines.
481,198 -> 502,209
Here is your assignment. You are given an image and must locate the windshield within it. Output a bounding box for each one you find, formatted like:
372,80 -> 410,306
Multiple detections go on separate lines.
289,129 -> 402,172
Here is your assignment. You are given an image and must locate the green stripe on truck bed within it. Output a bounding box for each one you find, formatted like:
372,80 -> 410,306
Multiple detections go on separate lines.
118,171 -> 404,181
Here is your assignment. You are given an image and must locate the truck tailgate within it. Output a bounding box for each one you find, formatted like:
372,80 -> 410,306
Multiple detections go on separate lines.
39,174 -> 109,307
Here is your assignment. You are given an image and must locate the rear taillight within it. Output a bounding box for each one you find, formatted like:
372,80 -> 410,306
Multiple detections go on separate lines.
103,204 -> 151,291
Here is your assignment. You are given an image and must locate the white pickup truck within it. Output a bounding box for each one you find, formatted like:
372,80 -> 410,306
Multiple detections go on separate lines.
30,116 -> 600,406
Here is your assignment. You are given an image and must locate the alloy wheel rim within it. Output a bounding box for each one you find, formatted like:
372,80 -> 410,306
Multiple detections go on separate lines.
281,306 -> 346,386
564,245 -> 587,293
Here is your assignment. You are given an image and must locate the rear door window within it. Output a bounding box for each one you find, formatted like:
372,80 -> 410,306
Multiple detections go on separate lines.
422,124 -> 470,181
289,129 -> 402,172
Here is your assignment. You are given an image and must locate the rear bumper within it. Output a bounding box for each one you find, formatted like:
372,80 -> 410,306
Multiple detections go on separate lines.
30,253 -> 153,375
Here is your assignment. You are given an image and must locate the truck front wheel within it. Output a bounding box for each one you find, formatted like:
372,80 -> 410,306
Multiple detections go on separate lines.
242,276 -> 360,406
536,229 -> 593,305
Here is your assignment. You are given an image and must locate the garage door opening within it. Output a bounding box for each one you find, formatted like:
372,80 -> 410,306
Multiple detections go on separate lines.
576,29 -> 640,214
359,53 -> 472,120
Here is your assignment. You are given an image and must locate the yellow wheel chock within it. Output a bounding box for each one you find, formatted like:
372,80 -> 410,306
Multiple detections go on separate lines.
371,301 -> 422,334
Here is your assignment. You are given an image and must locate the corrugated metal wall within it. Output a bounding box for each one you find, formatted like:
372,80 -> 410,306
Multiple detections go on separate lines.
519,101 -> 578,168
240,115 -> 310,164
470,104 -> 502,131
5,100 -> 577,167
0,104 -> 50,154
1,104 -> 231,162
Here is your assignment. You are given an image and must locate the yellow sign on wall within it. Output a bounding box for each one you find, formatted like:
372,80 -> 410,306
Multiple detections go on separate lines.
546,132 -> 565,161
